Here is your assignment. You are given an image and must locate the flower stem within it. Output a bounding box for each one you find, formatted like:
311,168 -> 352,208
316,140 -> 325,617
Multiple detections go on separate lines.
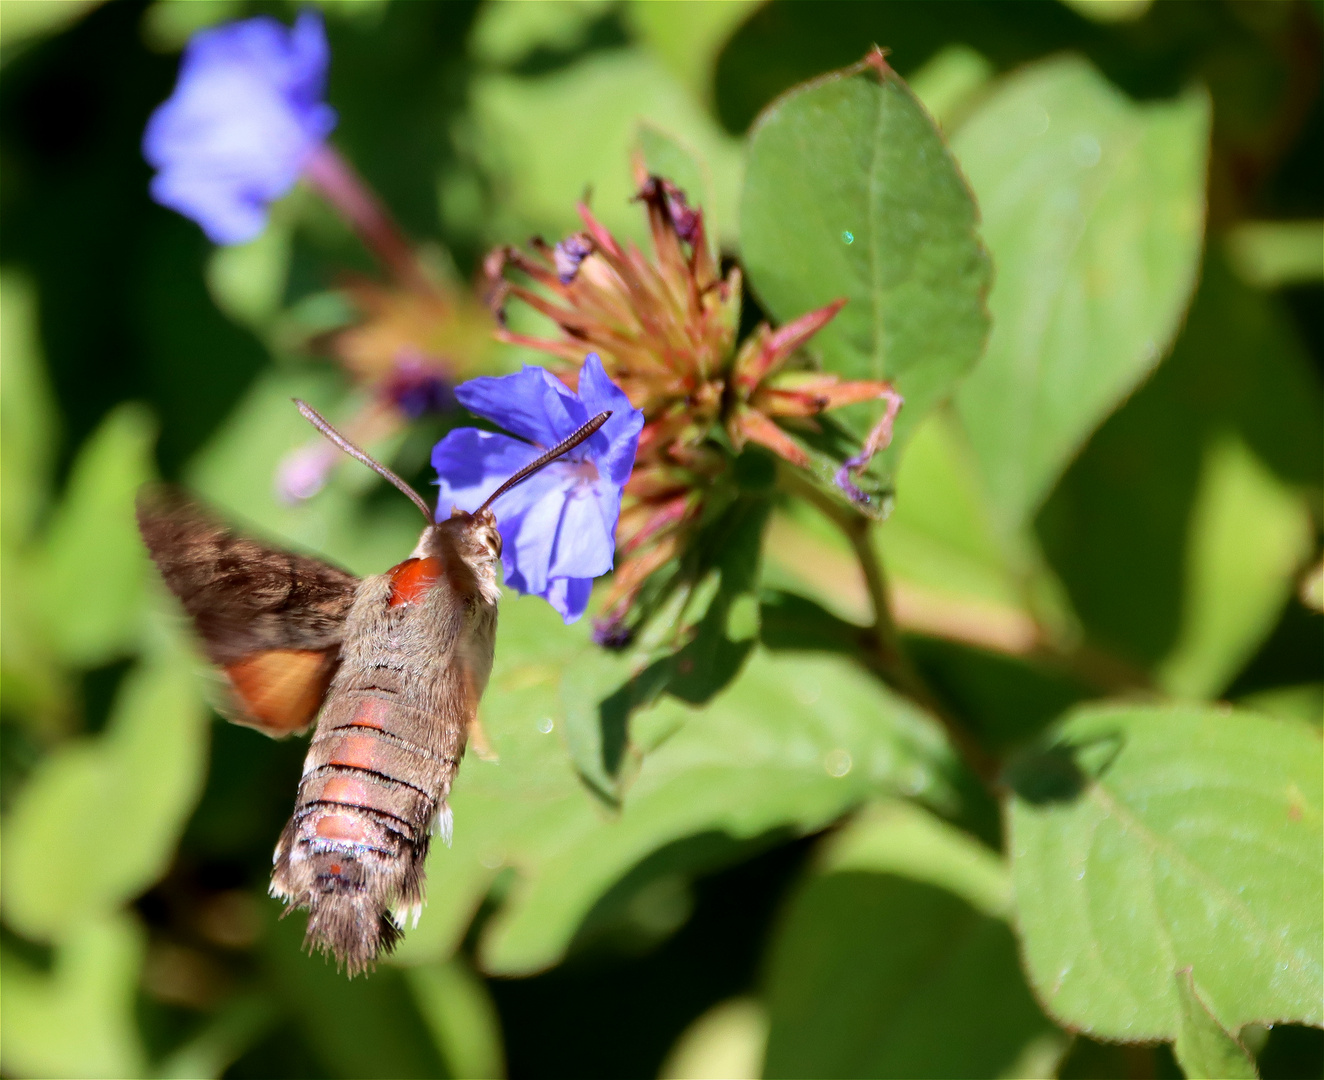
778,467 -> 999,786
302,144 -> 433,294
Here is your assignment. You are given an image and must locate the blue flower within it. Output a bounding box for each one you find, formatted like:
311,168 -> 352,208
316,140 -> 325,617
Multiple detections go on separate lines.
143,12 -> 336,245
432,354 -> 644,623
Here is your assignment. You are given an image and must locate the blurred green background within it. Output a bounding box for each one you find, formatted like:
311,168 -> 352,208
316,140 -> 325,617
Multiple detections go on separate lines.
1,1 -> 1320,1078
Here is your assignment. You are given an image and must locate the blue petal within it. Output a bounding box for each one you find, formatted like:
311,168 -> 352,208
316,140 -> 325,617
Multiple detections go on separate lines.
543,577 -> 593,623
503,476 -> 571,596
431,429 -> 540,517
456,366 -> 583,448
547,484 -> 615,579
577,353 -> 644,487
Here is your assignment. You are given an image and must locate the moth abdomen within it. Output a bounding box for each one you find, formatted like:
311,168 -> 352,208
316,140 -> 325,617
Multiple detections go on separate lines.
270,682 -> 464,974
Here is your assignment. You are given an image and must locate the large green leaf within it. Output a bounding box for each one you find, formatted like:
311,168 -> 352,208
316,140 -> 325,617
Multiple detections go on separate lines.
1,629 -> 210,940
1173,968 -> 1259,1080
34,403 -> 157,666
1036,253 -> 1322,675
740,52 -> 991,460
1157,434 -> 1312,700
390,597 -> 954,976
471,48 -> 743,248
0,272 -> 57,548
763,802 -> 1059,1078
1007,703 -> 1323,1041
0,912 -> 146,1080
952,57 -> 1210,533
265,911 -> 448,1079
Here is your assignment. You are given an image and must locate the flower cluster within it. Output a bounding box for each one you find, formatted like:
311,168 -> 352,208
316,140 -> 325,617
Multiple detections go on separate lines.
486,170 -> 902,640
432,355 -> 643,623
145,14 -> 900,635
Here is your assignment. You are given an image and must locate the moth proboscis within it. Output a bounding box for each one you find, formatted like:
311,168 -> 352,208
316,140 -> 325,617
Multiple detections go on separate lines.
138,400 -> 609,975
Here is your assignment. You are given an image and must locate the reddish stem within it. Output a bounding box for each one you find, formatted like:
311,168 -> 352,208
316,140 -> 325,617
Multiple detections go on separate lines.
302,144 -> 431,294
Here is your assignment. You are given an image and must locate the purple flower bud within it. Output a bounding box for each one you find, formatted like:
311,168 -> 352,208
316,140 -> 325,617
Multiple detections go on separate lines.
591,617 -> 633,650
276,441 -> 336,503
431,354 -> 644,623
385,353 -> 456,419
662,187 -> 700,246
143,12 -> 336,244
552,233 -> 594,285
834,456 -> 873,506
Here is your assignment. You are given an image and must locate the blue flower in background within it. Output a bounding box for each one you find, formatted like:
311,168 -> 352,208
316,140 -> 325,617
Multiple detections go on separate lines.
143,11 -> 336,244
432,355 -> 644,623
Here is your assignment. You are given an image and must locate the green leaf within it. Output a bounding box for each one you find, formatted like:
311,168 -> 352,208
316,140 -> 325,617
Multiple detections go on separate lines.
0,272 -> 57,548
0,912 -> 146,1080
391,595 -> 954,976
881,408 -> 1023,612
0,0 -> 101,50
952,57 -> 1211,533
906,44 -> 995,132
1173,968 -> 1260,1080
0,272 -> 67,726
1036,253 -> 1322,673
406,958 -> 506,1080
563,484 -> 770,797
740,52 -> 991,464
624,0 -> 762,105
469,0 -> 615,67
472,49 -> 744,248
659,997 -> 767,1080
155,993 -> 279,1080
1225,220 -> 1324,289
1007,703 -> 1323,1040
821,799 -> 1011,917
1157,434 -> 1312,700
266,910 -> 448,1079
763,871 -> 1060,1078
35,403 -> 157,666
1,630 -> 210,940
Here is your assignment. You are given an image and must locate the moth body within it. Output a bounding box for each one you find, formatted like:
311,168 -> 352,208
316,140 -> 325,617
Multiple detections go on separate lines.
271,511 -> 501,975
136,401 -> 609,976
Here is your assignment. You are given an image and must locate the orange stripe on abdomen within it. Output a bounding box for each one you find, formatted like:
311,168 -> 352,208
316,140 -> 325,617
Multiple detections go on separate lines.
325,733 -> 383,771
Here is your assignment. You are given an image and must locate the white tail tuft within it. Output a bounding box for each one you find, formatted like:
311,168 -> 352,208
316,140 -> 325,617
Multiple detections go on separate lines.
431,803 -> 454,847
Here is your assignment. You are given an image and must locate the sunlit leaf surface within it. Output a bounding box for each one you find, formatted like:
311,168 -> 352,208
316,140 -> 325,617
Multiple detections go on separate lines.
1008,703 -> 1323,1040
741,52 -> 990,457
953,57 -> 1210,533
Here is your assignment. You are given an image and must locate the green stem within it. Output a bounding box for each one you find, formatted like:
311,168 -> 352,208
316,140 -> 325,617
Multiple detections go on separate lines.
779,467 -> 999,785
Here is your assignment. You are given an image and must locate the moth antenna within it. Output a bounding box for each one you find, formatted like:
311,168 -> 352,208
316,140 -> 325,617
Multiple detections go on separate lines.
293,399 -> 433,522
478,411 -> 611,514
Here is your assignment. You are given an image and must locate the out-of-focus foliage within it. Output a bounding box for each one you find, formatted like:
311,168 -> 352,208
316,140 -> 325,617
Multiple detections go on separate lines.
1,2 -> 1320,1079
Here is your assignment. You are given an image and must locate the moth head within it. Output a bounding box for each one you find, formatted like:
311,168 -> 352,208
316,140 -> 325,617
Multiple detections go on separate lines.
436,505 -> 501,569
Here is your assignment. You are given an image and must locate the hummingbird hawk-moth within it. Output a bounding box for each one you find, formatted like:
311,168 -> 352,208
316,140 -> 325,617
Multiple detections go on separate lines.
138,400 -> 609,975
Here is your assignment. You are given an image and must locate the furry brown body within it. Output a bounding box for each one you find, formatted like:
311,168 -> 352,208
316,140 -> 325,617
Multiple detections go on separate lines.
139,492 -> 501,974
270,516 -> 500,974
138,401 -> 608,975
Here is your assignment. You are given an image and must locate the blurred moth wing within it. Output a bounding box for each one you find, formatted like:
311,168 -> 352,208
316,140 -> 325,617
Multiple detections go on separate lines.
136,488 -> 357,737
